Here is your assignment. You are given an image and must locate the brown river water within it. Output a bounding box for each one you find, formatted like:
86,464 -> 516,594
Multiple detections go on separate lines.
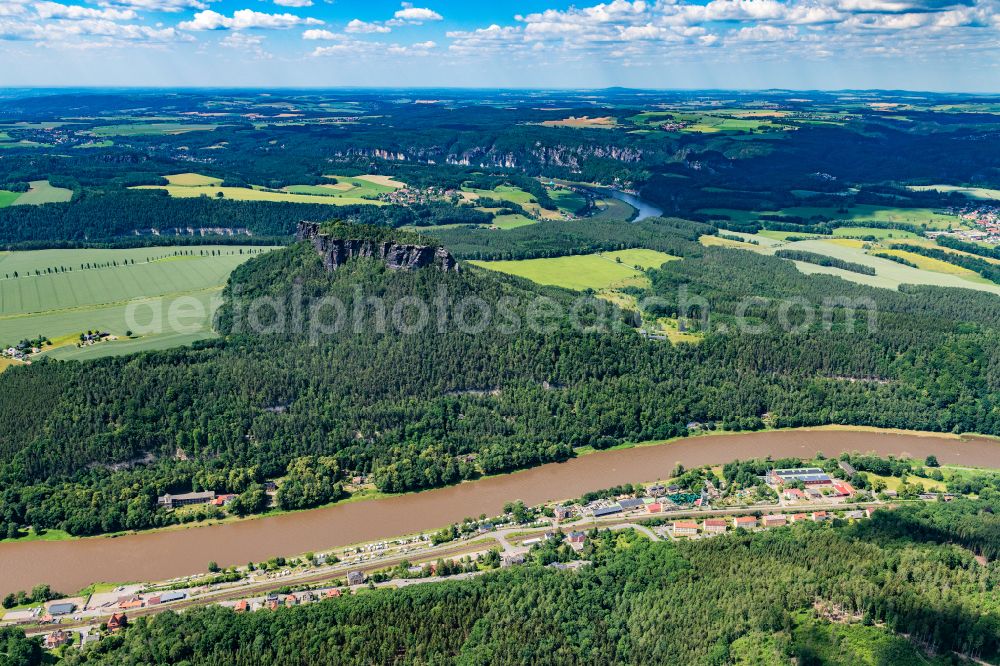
2,428 -> 999,594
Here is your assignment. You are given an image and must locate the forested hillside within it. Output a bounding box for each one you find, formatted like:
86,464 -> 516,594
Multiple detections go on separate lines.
28,501 -> 996,665
2,221 -> 1000,538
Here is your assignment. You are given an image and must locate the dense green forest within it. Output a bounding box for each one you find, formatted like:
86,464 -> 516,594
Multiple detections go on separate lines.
3,219 -> 1000,537
1,500 -> 992,665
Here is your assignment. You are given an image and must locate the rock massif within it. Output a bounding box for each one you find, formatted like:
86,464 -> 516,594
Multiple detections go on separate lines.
297,222 -> 459,273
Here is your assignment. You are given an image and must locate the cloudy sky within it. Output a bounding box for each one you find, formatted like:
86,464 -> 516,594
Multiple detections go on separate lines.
0,0 -> 997,90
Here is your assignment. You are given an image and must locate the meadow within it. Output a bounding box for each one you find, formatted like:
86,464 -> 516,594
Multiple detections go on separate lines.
469,249 -> 677,291
133,173 -> 392,206
10,180 -> 73,205
0,190 -> 20,208
548,187 -> 588,216
463,185 -> 563,220
89,123 -> 219,137
290,174 -> 403,199
491,214 -> 536,230
0,246 -> 272,357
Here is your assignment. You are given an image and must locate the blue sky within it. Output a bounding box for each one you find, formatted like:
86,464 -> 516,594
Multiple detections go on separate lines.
0,0 -> 998,90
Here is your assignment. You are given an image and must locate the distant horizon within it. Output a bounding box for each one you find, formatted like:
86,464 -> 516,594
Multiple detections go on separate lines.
3,86 -> 1000,96
1,0 -> 998,91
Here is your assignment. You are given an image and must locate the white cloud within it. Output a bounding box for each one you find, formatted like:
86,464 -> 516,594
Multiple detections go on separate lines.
179,8 -> 323,30
386,38 -> 436,54
392,2 -> 442,23
345,18 -> 390,33
273,0 -> 312,6
302,28 -> 340,39
97,0 -> 217,11
34,2 -> 137,21
0,1 -> 31,17
729,24 -> 798,41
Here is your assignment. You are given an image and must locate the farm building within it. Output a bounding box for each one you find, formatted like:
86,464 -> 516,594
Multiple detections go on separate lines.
769,468 -> 832,486
47,603 -> 76,616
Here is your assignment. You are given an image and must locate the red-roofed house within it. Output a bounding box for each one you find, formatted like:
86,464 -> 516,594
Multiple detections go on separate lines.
832,482 -> 855,497
812,511 -> 829,522
234,600 -> 249,613
783,488 -> 806,501
791,513 -> 809,523
326,588 -> 342,598
672,521 -> 699,536
763,514 -> 787,527
646,503 -> 662,514
703,519 -> 727,534
733,515 -> 757,529
107,613 -> 127,632
212,493 -> 237,507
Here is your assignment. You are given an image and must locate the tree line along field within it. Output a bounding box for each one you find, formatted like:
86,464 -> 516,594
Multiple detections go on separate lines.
0,246 -> 272,359
700,205 -> 963,230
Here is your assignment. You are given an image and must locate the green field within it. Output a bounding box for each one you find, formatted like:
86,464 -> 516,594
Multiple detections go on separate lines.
469,249 -> 678,291
632,110 -> 791,134
0,190 -> 21,208
134,172 -> 391,206
89,123 -> 219,137
0,247 -> 273,357
464,185 -> 537,206
9,180 -> 73,206
548,188 -> 587,215
492,214 -> 537,230
133,184 -> 385,206
288,174 -> 401,200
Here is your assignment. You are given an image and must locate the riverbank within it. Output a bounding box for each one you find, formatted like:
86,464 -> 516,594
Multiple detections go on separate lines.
1,426 -> 998,594
3,424 -> 997,548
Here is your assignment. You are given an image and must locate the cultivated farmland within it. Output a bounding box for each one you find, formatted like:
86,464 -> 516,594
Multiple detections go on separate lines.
133,173 -> 391,206
0,246 -> 273,357
760,238 -> 1000,295
10,180 -> 73,206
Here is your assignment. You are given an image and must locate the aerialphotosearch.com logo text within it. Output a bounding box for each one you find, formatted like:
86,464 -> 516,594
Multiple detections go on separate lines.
123,284 -> 878,343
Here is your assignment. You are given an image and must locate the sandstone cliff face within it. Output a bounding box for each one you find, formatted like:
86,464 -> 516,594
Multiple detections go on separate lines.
297,222 -> 458,273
